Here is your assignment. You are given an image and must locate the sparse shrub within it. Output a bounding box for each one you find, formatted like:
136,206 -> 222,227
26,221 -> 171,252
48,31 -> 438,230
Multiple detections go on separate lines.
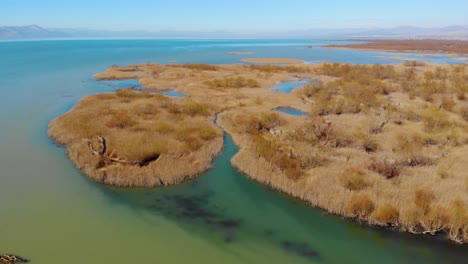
414,188 -> 435,212
340,167 -> 371,191
156,123 -> 175,134
395,132 -> 433,166
373,204 -> 399,225
246,64 -> 309,73
206,76 -> 260,89
369,157 -> 401,179
166,103 -> 181,114
136,103 -> 159,117
259,112 -> 284,130
421,205 -> 450,235
347,193 -> 375,218
169,63 -> 219,71
175,127 -> 195,141
368,118 -> 389,134
399,204 -> 424,233
302,81 -> 324,98
434,67 -> 448,80
242,115 -> 262,134
447,199 -> 468,243
437,165 -> 451,179
312,78 -> 380,115
253,135 -> 302,180
291,117 -> 333,144
239,112 -> 285,134
116,88 -> 141,98
182,102 -> 210,116
370,64 -> 397,80
116,137 -> 165,162
362,135 -> 379,153
198,127 -> 217,140
298,151 -> 328,169
402,68 -> 417,81
422,106 -> 451,132
424,70 -> 435,80
460,106 -> 468,122
440,96 -> 456,112
106,111 -> 136,129
246,78 -> 261,87
95,93 -> 117,100
184,136 -> 202,151
403,60 -> 426,67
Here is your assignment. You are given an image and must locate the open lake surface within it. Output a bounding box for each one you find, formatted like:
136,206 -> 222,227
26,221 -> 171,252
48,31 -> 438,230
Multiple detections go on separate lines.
0,39 -> 466,263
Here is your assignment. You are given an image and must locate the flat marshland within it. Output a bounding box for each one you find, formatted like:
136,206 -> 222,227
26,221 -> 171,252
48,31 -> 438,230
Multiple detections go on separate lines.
48,90 -> 223,187
50,61 -> 468,243
241,58 -> 305,64
324,39 -> 468,55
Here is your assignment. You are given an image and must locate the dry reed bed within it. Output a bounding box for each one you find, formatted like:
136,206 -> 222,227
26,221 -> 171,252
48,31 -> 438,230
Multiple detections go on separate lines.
49,89 -> 223,187
51,62 -> 467,243
218,63 -> 468,244
324,39 -> 468,55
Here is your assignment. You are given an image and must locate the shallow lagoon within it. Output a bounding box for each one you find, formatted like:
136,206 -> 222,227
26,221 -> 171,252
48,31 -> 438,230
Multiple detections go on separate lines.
272,79 -> 310,93
101,79 -> 142,90
0,39 -> 467,264
274,107 -> 308,117
162,90 -> 186,98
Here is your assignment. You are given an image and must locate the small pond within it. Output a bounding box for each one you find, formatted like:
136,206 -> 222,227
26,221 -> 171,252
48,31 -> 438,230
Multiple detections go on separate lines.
272,79 -> 309,93
274,107 -> 308,117
162,90 -> 186,98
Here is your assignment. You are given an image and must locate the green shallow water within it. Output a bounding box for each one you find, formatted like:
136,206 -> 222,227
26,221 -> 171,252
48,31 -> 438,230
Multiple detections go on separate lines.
0,39 -> 467,263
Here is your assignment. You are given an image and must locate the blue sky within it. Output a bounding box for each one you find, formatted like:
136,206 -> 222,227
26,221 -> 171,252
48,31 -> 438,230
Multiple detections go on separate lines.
1,0 -> 467,31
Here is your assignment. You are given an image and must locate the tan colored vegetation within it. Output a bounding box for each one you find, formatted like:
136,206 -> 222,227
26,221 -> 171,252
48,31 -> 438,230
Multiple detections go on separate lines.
347,193 -> 375,219
372,203 -> 399,225
205,76 -> 260,90
242,58 -> 305,64
51,61 -> 468,243
49,88 -> 222,187
218,62 -> 468,244
325,39 -> 468,55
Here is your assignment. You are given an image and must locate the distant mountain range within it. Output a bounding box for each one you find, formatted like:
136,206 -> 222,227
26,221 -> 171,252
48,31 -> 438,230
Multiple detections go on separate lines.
1,24 -> 468,40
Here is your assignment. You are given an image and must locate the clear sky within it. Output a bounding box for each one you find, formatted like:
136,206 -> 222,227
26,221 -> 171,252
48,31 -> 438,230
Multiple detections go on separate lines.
1,0 -> 467,32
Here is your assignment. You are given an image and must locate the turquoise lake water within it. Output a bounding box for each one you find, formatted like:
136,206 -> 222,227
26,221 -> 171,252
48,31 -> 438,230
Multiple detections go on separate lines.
272,79 -> 310,93
0,39 -> 467,263
162,90 -> 186,98
274,107 -> 308,117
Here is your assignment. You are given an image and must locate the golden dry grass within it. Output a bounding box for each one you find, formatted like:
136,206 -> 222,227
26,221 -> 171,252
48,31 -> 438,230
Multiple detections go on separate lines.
51,61 -> 468,243
217,63 -> 468,244
49,88 -> 222,187
242,58 -> 305,64
325,39 -> 468,55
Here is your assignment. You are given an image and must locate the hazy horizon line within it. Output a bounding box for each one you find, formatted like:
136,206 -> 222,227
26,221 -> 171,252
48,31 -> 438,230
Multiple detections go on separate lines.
3,23 -> 468,32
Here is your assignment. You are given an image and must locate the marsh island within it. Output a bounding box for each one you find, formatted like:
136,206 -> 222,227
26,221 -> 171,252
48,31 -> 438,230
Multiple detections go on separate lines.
49,61 -> 468,244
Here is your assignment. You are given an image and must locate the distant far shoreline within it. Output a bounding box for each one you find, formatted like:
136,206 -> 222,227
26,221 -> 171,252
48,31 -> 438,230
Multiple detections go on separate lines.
321,39 -> 468,55
228,51 -> 255,55
242,58 -> 304,64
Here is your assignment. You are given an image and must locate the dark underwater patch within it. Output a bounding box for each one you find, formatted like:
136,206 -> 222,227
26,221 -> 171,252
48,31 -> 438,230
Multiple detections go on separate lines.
148,193 -> 242,243
280,240 -> 321,260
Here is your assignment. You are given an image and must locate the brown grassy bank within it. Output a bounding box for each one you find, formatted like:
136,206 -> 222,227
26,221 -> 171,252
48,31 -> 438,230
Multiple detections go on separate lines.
218,63 -> 468,244
323,39 -> 468,55
242,58 -> 305,64
49,89 -> 223,187
50,61 -> 467,243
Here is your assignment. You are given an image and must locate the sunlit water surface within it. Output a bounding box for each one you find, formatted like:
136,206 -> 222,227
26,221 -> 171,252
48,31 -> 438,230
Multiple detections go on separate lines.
0,39 -> 466,264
